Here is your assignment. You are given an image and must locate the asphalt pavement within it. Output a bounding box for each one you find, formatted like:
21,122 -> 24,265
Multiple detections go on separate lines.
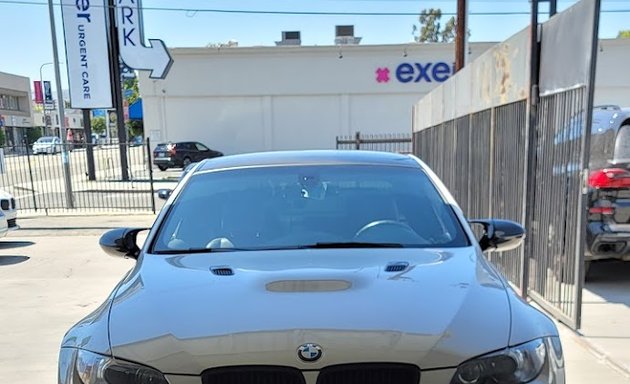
0,214 -> 629,383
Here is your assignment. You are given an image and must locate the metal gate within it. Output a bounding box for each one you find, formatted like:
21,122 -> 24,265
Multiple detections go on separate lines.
412,0 -> 601,329
0,141 -> 156,214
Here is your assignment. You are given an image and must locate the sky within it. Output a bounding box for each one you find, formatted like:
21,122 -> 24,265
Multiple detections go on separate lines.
0,0 -> 628,97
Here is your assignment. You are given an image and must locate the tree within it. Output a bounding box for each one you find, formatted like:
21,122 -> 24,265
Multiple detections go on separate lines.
619,30 -> 630,38
127,120 -> 143,138
91,117 -> 106,135
123,77 -> 139,105
413,8 -> 456,43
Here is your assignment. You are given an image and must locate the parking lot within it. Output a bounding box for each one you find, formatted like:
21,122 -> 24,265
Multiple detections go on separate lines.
1,213 -> 629,383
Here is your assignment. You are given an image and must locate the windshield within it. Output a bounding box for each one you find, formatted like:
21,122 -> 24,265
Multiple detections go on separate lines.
152,165 -> 469,253
37,137 -> 54,143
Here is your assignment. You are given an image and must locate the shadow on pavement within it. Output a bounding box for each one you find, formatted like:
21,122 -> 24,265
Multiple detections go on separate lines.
0,241 -> 35,250
0,255 -> 30,266
584,260 -> 630,307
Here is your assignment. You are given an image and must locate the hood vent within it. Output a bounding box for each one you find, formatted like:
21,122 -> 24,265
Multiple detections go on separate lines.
210,267 -> 234,276
384,262 -> 409,272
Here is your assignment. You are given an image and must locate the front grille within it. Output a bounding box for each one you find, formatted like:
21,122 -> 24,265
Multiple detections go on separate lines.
317,363 -> 420,384
0,200 -> 8,211
202,366 -> 305,384
7,219 -> 16,228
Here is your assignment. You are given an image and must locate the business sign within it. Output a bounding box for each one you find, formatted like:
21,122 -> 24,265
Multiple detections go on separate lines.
34,81 -> 44,104
117,0 -> 173,79
43,81 -> 53,103
92,109 -> 106,118
60,0 -> 113,109
375,62 -> 456,84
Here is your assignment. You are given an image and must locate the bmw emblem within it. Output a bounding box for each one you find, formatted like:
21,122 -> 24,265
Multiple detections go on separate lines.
297,343 -> 323,362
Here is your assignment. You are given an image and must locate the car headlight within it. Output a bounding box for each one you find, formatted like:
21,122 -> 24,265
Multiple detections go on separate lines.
58,348 -> 169,384
450,338 -> 564,384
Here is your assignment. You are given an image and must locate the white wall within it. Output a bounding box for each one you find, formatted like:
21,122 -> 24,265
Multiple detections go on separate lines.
139,43 -> 496,155
594,39 -> 630,106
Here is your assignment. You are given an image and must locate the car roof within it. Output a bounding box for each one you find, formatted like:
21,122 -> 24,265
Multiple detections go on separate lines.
195,150 -> 419,173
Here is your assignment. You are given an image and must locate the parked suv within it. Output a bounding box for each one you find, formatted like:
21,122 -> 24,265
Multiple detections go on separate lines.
153,141 -> 223,171
585,105 -> 630,272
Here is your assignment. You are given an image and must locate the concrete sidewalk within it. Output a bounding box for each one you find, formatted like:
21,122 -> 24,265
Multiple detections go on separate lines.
4,214 -> 630,383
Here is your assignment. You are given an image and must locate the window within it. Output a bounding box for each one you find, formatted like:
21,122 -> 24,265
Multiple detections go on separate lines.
152,165 -> 469,253
614,125 -> 630,161
0,94 -> 20,111
195,143 -> 209,151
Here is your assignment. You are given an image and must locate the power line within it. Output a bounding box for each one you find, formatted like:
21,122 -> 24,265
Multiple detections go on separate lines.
1,0 -> 628,16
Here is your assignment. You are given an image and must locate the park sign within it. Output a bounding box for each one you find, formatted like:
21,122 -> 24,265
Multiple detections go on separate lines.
60,0 -> 113,109
117,0 -> 173,79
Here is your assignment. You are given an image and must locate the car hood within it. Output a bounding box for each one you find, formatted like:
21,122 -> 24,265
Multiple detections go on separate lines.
109,248 -> 511,374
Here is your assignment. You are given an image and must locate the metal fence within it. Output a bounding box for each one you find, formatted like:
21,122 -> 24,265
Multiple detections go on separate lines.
525,87 -> 589,326
336,131 -> 413,153
0,141 -> 156,214
414,101 -> 528,288
411,0 -> 600,330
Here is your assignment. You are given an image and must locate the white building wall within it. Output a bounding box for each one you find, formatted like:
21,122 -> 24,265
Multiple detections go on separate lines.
139,39 -> 630,156
139,43 -> 495,155
594,39 -> 630,106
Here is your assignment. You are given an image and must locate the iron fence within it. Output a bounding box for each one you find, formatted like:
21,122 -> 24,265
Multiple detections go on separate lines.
336,131 -> 413,153
0,141 -> 156,214
526,87 -> 588,325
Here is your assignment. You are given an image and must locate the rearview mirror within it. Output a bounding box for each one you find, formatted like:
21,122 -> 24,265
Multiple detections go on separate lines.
99,228 -> 148,259
469,219 -> 525,252
157,189 -> 173,200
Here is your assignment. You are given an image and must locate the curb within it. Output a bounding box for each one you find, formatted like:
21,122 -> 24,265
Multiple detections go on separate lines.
528,299 -> 630,379
561,325 -> 630,379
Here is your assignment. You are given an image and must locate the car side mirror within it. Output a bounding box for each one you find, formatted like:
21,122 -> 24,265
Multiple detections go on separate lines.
99,228 -> 148,259
157,189 -> 172,200
469,219 -> 525,252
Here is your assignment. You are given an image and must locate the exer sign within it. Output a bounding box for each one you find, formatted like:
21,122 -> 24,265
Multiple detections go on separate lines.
375,62 -> 455,84
117,0 -> 173,79
61,0 -> 113,109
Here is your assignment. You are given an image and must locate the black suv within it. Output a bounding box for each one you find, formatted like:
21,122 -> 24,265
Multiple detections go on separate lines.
153,141 -> 223,171
585,105 -> 630,272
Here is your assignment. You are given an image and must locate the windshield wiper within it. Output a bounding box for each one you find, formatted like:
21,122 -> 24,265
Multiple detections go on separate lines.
298,242 -> 404,249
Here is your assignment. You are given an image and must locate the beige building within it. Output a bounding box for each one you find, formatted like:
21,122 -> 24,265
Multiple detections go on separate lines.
0,71 -> 33,148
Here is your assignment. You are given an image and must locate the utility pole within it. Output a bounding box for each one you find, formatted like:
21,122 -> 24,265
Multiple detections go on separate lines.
106,0 -> 130,181
83,109 -> 96,180
47,0 -> 74,208
455,0 -> 467,72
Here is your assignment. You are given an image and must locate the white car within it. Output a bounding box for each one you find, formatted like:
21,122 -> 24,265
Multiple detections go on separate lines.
59,151 -> 565,384
0,189 -> 18,230
32,136 -> 61,155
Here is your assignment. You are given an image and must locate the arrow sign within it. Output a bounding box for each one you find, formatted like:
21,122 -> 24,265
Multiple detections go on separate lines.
116,0 -> 173,79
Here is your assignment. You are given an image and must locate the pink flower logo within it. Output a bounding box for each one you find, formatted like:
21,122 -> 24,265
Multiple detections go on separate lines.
376,67 -> 390,83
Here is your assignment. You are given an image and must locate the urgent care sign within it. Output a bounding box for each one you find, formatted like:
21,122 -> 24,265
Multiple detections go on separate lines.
61,0 -> 113,108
